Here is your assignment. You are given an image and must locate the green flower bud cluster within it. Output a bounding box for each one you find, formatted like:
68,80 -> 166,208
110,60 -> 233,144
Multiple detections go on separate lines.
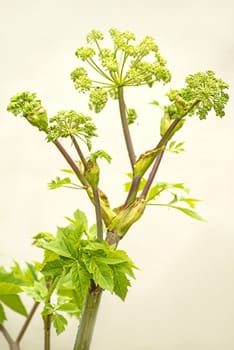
7,91 -> 48,131
86,29 -> 104,43
75,47 -> 96,61
98,48 -> 118,72
109,28 -> 137,56
47,110 -> 97,149
166,71 -> 229,119
88,88 -> 108,113
70,67 -> 92,92
125,60 -> 171,87
71,28 -> 172,113
127,108 -> 137,125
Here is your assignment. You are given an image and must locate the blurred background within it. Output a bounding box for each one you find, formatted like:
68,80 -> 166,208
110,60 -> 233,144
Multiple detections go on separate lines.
0,0 -> 233,349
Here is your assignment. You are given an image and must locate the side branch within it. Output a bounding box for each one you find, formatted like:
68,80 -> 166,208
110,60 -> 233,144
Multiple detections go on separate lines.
53,139 -> 89,186
125,117 -> 182,205
16,302 -> 40,343
70,136 -> 87,169
141,149 -> 165,198
93,188 -> 103,241
156,117 -> 182,149
0,325 -> 17,350
117,87 -> 136,168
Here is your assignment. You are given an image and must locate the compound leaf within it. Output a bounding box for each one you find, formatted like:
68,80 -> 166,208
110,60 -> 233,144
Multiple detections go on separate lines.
51,313 -> 68,335
0,303 -> 7,324
0,295 -> 27,317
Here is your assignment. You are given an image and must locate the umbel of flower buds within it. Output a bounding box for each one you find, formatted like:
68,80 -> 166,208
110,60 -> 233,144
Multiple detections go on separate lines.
7,91 -> 48,132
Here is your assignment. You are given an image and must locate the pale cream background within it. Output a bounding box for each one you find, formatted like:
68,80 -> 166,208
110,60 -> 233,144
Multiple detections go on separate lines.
0,0 -> 234,349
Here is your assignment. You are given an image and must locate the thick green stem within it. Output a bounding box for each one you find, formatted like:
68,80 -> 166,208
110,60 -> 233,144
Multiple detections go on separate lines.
43,315 -> 51,350
118,87 -> 136,169
73,283 -> 102,350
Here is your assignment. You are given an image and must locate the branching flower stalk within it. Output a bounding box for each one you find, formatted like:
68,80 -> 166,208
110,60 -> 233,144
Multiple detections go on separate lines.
3,28 -> 229,350
117,86 -> 136,168
53,139 -> 89,187
0,301 -> 40,350
16,302 -> 40,344
0,325 -> 17,350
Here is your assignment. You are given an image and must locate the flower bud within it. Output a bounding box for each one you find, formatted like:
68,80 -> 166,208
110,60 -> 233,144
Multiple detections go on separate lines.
84,159 -> 100,188
133,148 -> 159,177
160,111 -> 172,136
26,106 -> 48,132
175,94 -> 187,116
108,197 -> 146,239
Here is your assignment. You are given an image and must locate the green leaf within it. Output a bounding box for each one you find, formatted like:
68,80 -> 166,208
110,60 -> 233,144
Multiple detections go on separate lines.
57,301 -> 81,316
168,140 -> 185,154
33,231 -> 55,247
71,262 -> 90,307
147,182 -> 190,202
51,313 -> 68,335
0,271 -> 24,286
112,267 -> 131,301
84,256 -> 114,292
169,205 -> 206,221
41,303 -> 54,316
147,184 -> 162,201
127,108 -> 138,125
86,224 -> 97,240
96,249 -> 135,265
41,259 -> 66,277
150,100 -> 160,107
26,262 -> 39,282
42,237 -> 77,259
83,240 -> 110,253
0,295 -> 28,317
0,303 -> 7,324
112,262 -> 137,279
56,283 -> 82,312
65,209 -> 88,237
61,168 -> 75,175
0,282 -> 22,295
57,226 -> 82,250
23,281 -> 48,302
170,196 -> 201,209
48,177 -> 71,190
89,150 -> 112,163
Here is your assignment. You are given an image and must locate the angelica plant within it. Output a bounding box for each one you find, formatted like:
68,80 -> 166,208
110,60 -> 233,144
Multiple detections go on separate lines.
1,28 -> 229,350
